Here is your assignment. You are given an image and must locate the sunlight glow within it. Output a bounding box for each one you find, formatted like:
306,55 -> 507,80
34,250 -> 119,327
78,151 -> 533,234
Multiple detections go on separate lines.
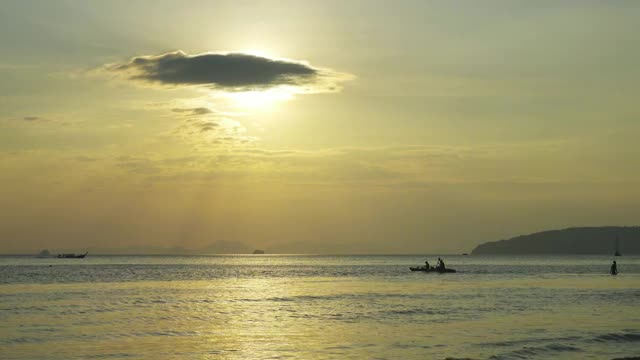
217,86 -> 296,109
240,49 -> 274,58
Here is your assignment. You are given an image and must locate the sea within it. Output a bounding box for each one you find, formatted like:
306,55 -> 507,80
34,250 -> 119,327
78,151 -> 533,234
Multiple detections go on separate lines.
1,255 -> 639,360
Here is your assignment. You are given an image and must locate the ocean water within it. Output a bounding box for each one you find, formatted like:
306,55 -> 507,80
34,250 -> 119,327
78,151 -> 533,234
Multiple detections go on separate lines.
1,255 -> 639,360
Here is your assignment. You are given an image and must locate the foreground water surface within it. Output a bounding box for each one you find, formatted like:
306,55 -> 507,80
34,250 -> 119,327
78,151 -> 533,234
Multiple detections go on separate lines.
1,255 -> 639,359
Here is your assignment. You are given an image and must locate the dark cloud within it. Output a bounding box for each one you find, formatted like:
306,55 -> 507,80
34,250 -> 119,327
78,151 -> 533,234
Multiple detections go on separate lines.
108,51 -> 321,89
171,107 -> 214,116
199,122 -> 219,132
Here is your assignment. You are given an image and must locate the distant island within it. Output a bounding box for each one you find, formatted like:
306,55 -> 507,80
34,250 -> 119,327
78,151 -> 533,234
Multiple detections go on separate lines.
472,226 -> 639,255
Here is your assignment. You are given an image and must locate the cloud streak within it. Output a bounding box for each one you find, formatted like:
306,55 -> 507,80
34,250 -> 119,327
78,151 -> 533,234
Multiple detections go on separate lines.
169,106 -> 255,147
171,107 -> 214,116
106,51 -> 350,92
1,115 -> 51,124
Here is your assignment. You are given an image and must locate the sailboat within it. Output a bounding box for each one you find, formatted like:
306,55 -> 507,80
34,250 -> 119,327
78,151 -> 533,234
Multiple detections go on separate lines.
614,236 -> 621,257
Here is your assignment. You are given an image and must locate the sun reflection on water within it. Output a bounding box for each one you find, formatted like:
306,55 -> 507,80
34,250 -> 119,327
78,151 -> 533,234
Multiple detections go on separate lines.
1,257 -> 639,359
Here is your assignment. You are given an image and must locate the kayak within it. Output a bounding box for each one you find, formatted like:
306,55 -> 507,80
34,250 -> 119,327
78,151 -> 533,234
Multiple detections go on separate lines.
409,267 -> 456,273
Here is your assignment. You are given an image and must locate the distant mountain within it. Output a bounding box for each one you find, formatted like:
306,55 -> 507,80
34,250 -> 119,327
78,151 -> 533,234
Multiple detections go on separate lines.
472,226 -> 640,255
82,240 -> 252,255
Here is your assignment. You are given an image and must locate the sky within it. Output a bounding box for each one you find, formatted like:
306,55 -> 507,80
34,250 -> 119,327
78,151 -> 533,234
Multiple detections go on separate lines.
1,0 -> 639,254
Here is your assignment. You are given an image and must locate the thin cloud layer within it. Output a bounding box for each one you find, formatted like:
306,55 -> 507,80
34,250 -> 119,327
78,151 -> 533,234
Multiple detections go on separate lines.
106,51 -> 349,91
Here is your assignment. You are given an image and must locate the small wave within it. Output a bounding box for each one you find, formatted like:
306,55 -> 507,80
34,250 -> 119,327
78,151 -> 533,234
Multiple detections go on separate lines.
325,345 -> 351,350
388,308 -> 440,315
482,335 -> 581,347
593,333 -> 640,343
145,330 -> 200,337
233,292 -> 428,303
489,343 -> 581,359
85,353 -> 135,359
392,342 -> 432,349
0,336 -> 49,345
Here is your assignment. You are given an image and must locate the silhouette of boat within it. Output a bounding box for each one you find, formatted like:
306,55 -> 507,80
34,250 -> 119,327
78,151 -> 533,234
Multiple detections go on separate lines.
410,267 -> 456,273
57,252 -> 88,259
614,236 -> 621,257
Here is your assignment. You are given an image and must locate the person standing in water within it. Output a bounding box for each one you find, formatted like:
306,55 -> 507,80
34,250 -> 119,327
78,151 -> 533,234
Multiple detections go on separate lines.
425,260 -> 430,270
610,260 -> 618,276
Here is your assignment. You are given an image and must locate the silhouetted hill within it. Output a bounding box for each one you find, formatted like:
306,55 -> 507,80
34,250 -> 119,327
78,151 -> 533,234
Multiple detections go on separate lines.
472,226 -> 640,255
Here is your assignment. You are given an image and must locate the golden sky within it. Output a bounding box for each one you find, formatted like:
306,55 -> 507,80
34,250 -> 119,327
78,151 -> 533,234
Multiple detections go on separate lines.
1,1 -> 639,253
